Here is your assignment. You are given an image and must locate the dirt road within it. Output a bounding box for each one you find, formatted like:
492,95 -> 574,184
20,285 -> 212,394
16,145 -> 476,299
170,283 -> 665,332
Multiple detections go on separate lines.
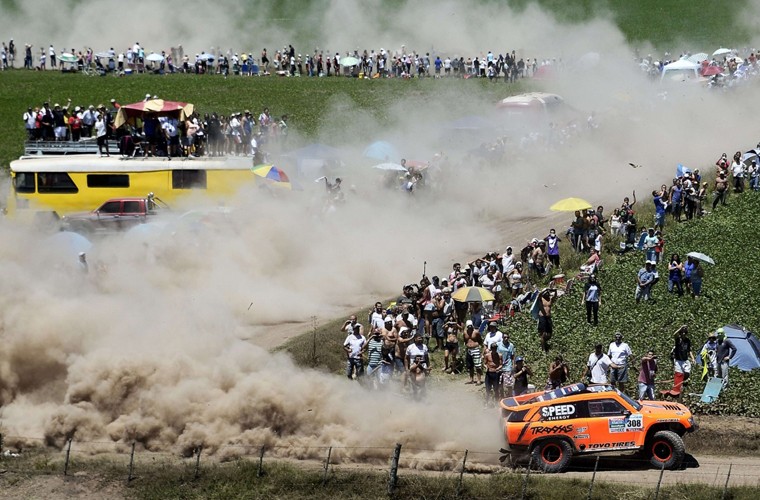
557,453 -> 760,488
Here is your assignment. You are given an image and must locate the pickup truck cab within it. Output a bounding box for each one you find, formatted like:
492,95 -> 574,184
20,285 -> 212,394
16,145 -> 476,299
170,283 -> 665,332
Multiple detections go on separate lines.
500,383 -> 696,472
61,194 -> 166,234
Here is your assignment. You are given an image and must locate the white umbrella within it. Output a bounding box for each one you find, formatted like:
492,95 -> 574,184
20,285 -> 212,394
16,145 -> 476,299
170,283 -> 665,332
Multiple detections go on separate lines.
59,53 -> 77,63
373,162 -> 407,172
145,53 -> 164,62
199,53 -> 215,61
94,51 -> 111,58
687,252 -> 715,265
687,53 -> 709,63
713,48 -> 732,56
340,56 -> 360,67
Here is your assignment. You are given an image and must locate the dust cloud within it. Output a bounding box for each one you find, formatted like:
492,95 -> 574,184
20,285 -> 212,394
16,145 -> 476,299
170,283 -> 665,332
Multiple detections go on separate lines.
1,0 -> 759,466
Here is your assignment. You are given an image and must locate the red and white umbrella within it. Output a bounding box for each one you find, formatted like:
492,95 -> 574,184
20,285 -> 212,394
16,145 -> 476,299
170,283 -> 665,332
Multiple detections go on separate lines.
114,99 -> 195,128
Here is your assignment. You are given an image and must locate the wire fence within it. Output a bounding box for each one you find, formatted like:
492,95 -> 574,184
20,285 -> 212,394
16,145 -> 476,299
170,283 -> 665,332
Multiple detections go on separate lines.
0,433 -> 758,498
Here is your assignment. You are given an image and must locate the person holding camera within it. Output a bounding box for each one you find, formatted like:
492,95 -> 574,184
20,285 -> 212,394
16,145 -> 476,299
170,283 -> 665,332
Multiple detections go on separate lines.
405,332 -> 430,398
547,355 -> 569,390
512,357 -> 532,396
638,350 -> 658,400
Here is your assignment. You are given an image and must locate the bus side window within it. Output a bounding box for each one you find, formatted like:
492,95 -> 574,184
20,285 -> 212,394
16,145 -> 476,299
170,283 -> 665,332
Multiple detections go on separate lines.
14,172 -> 36,193
172,170 -> 207,189
37,172 -> 79,193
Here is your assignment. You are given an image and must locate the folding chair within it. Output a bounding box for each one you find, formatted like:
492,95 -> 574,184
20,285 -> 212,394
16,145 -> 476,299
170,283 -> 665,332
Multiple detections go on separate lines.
660,372 -> 685,399
688,377 -> 723,403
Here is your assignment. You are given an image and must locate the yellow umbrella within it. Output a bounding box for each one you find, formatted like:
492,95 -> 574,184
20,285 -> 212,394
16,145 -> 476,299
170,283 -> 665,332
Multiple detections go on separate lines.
451,286 -> 495,303
550,197 -> 593,212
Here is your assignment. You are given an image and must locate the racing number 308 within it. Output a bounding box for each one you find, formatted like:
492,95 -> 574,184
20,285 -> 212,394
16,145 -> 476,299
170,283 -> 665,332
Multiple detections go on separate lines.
626,417 -> 642,428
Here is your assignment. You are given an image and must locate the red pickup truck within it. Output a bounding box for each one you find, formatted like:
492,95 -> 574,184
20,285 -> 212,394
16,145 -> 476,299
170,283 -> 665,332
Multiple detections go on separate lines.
60,195 -> 167,234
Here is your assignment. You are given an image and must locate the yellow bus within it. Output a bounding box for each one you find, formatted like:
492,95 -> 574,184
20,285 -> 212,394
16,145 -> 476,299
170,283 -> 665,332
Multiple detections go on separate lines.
7,155 -> 257,220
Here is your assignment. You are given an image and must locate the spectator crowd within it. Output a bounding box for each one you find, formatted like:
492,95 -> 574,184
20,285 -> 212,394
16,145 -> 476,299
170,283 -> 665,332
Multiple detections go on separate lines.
339,144 -> 757,405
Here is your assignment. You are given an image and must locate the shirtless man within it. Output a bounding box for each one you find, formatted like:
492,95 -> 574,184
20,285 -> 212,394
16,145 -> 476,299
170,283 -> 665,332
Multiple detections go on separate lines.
538,289 -> 558,352
442,318 -> 460,373
463,320 -> 483,385
484,343 -> 503,406
713,172 -> 729,209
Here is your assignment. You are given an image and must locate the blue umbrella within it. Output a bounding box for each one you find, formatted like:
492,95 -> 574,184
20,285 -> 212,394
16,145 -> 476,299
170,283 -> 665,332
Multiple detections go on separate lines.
676,164 -> 691,177
363,141 -> 399,161
46,231 -> 92,257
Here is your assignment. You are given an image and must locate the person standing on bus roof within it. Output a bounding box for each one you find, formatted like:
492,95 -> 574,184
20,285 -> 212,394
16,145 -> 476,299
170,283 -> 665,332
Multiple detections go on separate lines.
95,106 -> 110,157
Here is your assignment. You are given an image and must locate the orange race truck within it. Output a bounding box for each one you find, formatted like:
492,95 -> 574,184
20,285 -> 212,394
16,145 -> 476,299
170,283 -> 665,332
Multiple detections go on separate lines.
499,383 -> 697,472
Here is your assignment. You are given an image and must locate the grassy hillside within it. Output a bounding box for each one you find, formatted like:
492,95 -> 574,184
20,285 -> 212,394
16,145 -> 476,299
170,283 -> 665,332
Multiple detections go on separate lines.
0,71 -> 519,169
282,191 -> 760,417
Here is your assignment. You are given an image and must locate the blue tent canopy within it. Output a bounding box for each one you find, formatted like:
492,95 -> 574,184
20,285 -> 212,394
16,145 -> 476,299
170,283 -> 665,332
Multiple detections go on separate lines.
723,324 -> 760,371
363,141 -> 399,161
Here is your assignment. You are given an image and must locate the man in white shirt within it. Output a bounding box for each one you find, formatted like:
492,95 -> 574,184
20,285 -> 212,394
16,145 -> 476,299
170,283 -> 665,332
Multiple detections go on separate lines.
585,343 -> 613,384
607,332 -> 633,393
343,325 -> 366,380
483,321 -> 503,350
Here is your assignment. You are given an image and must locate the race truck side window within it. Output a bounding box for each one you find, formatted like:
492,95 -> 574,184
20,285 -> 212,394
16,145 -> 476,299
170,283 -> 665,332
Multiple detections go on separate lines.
98,201 -> 121,214
14,172 -> 35,193
123,201 -> 142,214
588,399 -> 626,417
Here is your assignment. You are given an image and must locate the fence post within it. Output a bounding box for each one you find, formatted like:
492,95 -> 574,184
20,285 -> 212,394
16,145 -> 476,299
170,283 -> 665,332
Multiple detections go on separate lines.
653,462 -> 665,500
127,441 -> 136,483
322,447 -> 332,486
520,453 -> 533,500
456,449 -> 468,498
586,456 -> 600,500
387,443 -> 402,496
63,438 -> 73,476
257,446 -> 266,477
194,446 -> 203,480
721,463 -> 733,500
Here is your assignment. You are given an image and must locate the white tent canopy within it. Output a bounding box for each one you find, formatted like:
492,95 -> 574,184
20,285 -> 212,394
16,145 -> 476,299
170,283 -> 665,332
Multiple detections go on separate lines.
661,59 -> 700,81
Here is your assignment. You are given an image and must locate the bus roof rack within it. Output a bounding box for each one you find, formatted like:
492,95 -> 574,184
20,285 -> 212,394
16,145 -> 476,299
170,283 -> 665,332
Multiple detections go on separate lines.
24,140 -> 119,156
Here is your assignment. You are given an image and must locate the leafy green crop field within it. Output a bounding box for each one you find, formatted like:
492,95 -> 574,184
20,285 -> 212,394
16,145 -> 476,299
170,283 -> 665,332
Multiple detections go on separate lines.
282,192 -> 760,418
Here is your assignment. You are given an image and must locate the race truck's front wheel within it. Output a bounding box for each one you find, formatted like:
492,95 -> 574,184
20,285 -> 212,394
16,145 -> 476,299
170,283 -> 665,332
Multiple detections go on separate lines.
647,430 -> 685,470
531,439 -> 572,473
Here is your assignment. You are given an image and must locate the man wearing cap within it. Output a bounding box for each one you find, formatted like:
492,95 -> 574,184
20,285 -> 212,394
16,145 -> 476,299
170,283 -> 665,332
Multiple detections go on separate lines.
608,332 -> 633,393
343,323 -> 366,381
584,343 -> 615,384
483,321 -> 502,351
52,101 -> 68,140
635,260 -> 656,303
463,320 -> 483,385
716,328 -> 737,388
